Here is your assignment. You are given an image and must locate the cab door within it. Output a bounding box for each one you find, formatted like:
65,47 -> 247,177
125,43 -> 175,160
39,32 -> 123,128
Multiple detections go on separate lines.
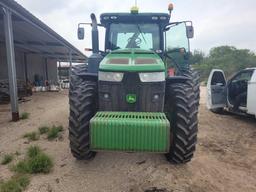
164,22 -> 193,70
247,69 -> 256,116
207,69 -> 227,109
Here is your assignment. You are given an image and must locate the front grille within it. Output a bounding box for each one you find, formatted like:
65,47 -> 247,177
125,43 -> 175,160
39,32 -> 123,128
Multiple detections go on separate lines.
98,72 -> 165,112
95,111 -> 167,119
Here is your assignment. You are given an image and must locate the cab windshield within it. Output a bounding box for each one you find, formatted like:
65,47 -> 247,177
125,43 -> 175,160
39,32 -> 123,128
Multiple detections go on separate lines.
108,23 -> 160,50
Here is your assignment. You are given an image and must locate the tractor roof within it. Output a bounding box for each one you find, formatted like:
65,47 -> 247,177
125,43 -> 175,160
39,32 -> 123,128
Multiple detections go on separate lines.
100,13 -> 170,26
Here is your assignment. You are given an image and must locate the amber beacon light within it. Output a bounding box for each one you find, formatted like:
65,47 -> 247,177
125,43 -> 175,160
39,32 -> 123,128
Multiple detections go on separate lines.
168,3 -> 174,15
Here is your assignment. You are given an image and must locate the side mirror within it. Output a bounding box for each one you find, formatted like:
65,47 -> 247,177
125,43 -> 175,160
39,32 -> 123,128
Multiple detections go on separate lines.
77,27 -> 85,40
186,25 -> 194,39
184,52 -> 190,60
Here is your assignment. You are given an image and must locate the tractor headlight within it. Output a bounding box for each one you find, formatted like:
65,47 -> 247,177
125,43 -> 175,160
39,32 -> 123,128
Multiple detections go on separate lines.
98,71 -> 124,82
139,72 -> 165,82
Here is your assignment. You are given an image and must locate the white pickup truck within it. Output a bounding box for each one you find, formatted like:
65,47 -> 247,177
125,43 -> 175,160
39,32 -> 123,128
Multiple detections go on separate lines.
207,68 -> 256,118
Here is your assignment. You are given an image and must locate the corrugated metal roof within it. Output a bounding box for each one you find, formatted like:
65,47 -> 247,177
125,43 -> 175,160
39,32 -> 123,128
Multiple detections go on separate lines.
0,0 -> 86,62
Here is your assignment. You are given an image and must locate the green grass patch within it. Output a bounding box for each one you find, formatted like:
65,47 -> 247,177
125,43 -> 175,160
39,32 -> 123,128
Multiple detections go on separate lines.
47,125 -> 63,140
1,154 -> 14,165
27,153 -> 53,173
38,126 -> 50,135
38,125 -> 64,140
20,112 -> 30,120
27,146 -> 41,158
23,132 -> 39,141
0,175 -> 30,192
13,146 -> 53,174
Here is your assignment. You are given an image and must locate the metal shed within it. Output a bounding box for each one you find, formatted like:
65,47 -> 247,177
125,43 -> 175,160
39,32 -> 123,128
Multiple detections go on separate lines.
0,0 -> 87,121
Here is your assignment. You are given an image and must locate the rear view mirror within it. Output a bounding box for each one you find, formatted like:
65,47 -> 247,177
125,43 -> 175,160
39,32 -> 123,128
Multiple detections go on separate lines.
77,27 -> 85,40
186,26 -> 194,39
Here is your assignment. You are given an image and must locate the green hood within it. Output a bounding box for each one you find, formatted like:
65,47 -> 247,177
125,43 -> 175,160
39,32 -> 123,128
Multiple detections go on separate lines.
99,49 -> 165,72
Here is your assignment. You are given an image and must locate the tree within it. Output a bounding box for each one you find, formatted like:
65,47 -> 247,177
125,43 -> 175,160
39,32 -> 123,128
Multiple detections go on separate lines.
192,46 -> 256,81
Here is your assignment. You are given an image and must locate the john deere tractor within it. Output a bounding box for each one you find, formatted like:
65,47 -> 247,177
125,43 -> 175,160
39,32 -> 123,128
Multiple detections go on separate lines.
69,4 -> 199,164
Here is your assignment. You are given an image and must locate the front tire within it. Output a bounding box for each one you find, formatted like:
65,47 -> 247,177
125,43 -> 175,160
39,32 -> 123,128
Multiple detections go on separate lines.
69,65 -> 97,160
165,83 -> 198,164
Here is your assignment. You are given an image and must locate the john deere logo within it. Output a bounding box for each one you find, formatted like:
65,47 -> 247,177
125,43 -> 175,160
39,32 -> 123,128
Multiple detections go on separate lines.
126,94 -> 137,104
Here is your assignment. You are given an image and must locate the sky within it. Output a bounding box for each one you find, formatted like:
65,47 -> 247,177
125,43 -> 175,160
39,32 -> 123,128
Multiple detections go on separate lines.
15,0 -> 256,56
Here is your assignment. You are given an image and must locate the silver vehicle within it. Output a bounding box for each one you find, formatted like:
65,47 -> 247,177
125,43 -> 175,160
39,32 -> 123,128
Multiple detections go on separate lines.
207,68 -> 256,118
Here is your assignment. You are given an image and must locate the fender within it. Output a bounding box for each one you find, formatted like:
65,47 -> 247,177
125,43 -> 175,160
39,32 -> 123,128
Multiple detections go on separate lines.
166,76 -> 191,84
78,73 -> 98,81
71,64 -> 98,81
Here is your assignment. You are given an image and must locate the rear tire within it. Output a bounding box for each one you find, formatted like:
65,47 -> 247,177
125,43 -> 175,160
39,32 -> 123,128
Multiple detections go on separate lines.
69,65 -> 97,160
165,83 -> 198,164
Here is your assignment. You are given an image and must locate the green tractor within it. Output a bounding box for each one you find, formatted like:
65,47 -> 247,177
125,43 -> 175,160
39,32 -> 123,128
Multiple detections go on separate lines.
69,4 -> 199,164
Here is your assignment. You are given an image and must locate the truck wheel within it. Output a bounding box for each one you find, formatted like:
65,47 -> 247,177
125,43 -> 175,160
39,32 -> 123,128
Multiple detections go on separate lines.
210,108 -> 224,114
165,83 -> 198,164
69,65 -> 97,160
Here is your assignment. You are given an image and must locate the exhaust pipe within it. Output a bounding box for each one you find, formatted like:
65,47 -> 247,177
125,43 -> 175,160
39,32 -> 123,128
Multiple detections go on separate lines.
87,13 -> 103,73
90,13 -> 99,54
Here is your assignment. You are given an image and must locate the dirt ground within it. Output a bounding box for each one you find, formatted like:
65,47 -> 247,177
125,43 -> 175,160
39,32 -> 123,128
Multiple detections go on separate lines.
0,87 -> 256,192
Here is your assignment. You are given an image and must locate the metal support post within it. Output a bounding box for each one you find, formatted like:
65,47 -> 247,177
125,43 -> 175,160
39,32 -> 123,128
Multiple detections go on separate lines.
57,61 -> 60,82
69,50 -> 73,78
24,53 -> 28,84
3,7 -> 19,121
45,58 -> 49,81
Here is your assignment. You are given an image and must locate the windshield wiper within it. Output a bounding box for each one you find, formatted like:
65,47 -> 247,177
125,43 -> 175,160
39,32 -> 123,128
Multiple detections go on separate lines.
137,24 -> 147,46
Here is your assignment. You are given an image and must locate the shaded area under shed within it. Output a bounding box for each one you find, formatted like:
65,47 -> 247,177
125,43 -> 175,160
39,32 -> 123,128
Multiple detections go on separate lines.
0,0 -> 87,121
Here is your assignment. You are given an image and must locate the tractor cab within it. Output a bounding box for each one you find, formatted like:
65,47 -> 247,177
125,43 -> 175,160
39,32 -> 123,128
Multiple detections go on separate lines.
77,7 -> 194,74
100,12 -> 193,71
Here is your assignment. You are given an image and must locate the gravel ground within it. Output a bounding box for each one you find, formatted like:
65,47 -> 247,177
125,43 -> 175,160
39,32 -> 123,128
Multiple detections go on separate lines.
0,87 -> 255,192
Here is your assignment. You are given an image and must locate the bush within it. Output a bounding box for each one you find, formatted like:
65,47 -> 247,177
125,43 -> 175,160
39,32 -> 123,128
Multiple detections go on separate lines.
23,132 -> 39,141
1,154 -> 13,165
13,146 -> 53,174
0,175 -> 29,192
191,46 -> 256,81
20,112 -> 30,120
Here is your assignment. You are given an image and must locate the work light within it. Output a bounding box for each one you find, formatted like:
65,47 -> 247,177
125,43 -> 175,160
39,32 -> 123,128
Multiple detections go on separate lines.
139,72 -> 165,82
98,71 -> 124,82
